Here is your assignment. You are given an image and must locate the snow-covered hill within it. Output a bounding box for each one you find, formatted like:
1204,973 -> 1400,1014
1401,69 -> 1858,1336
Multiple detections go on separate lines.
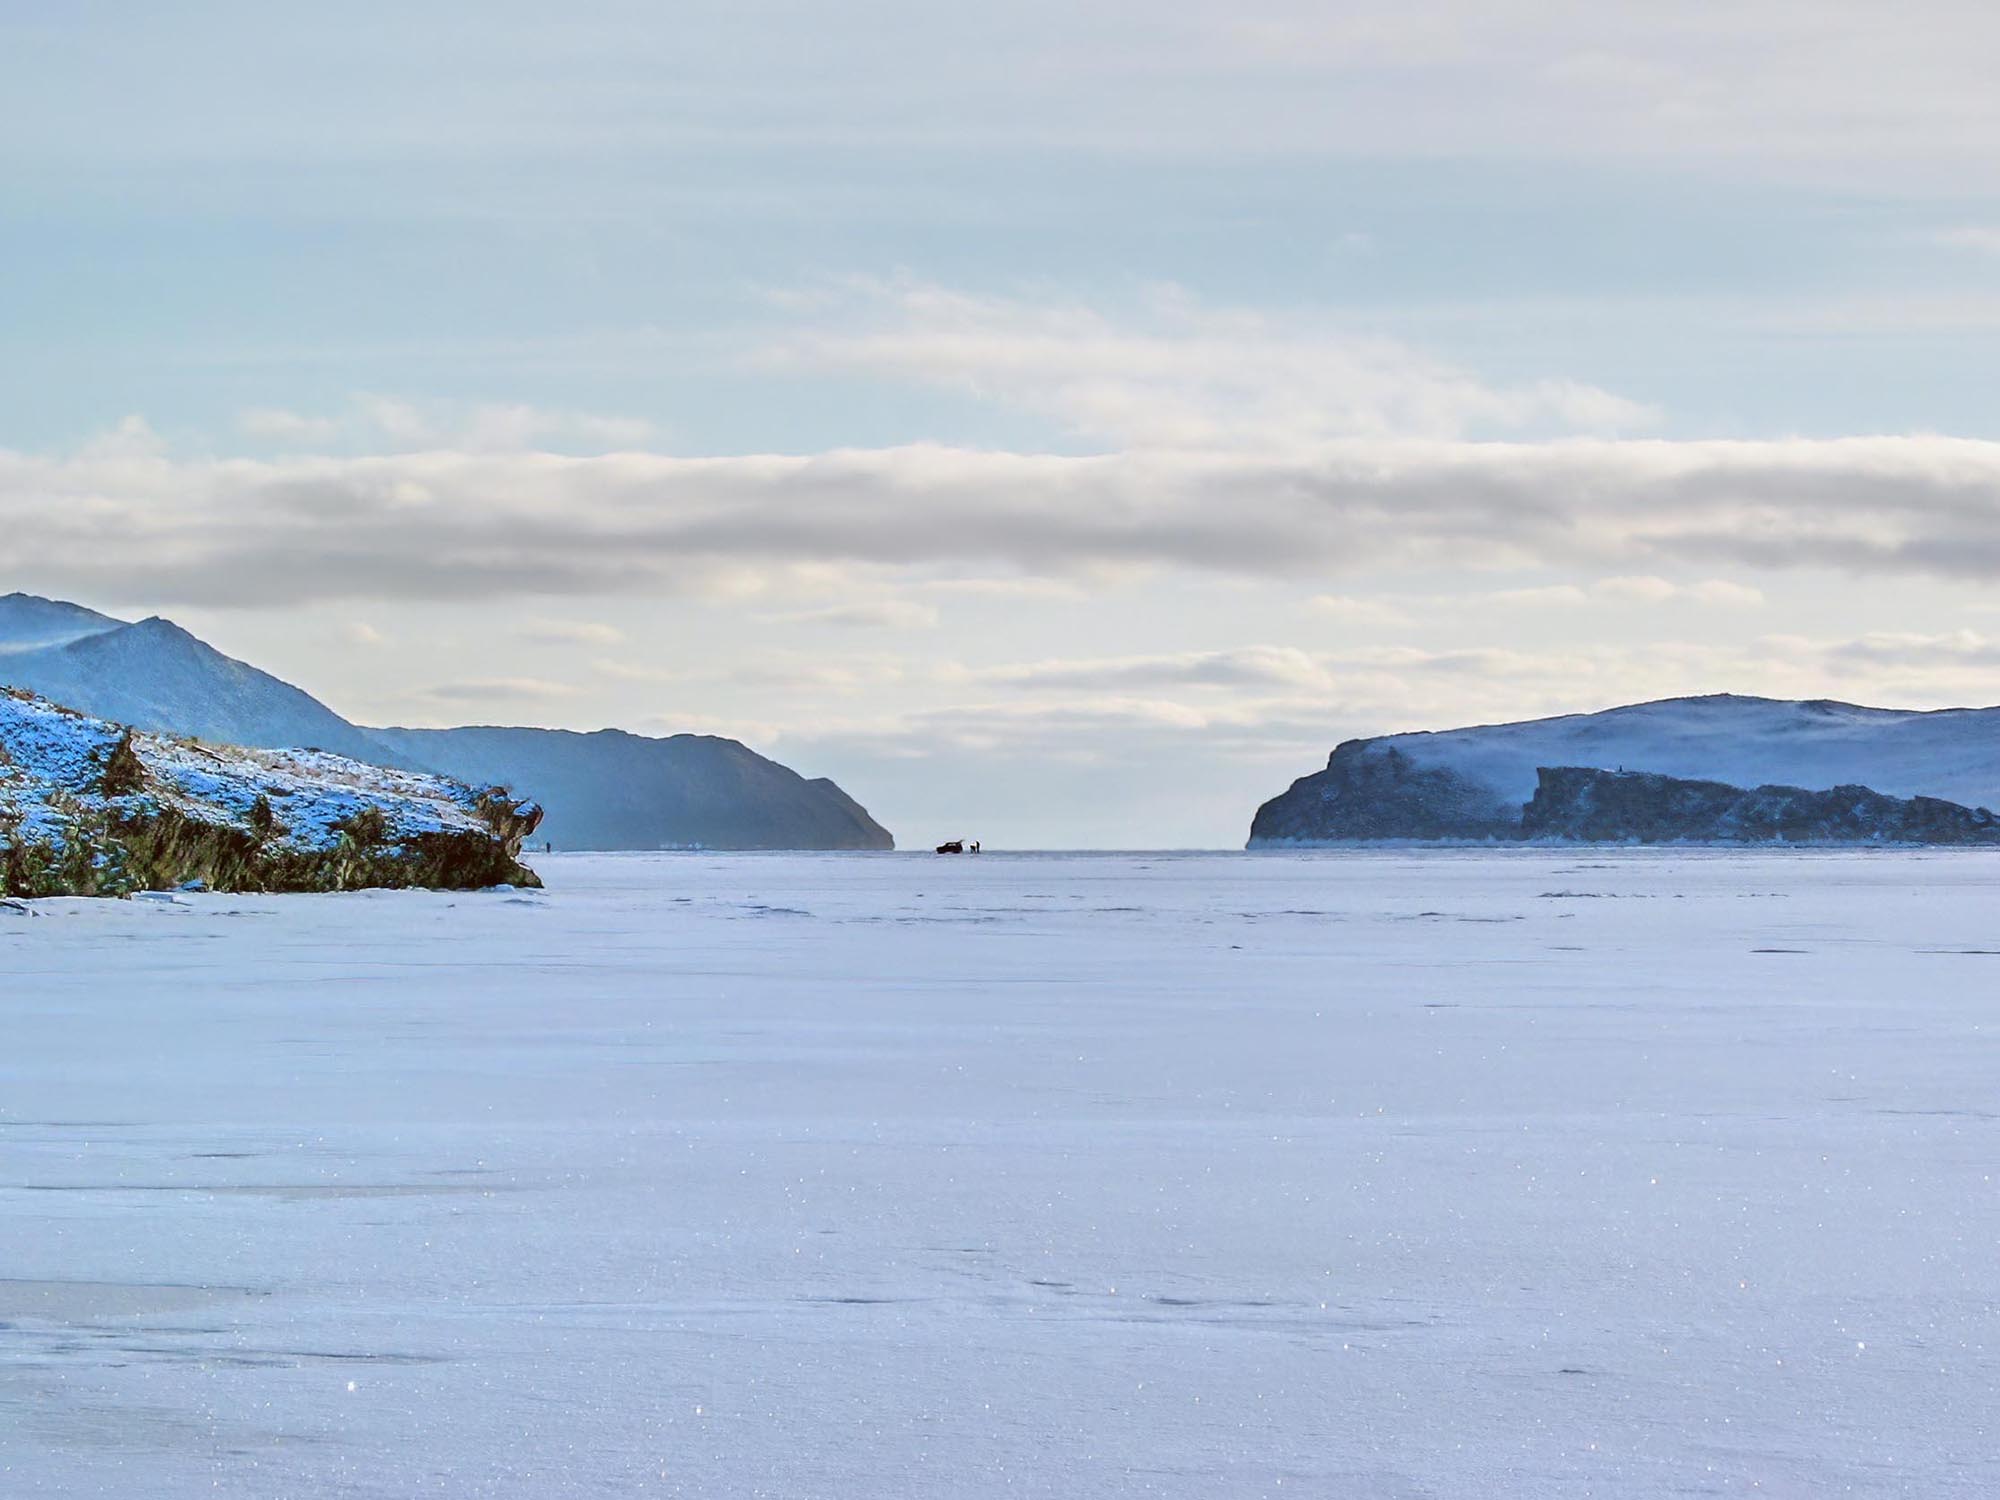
0,688 -> 541,895
0,593 -> 894,850
1250,694 -> 2000,845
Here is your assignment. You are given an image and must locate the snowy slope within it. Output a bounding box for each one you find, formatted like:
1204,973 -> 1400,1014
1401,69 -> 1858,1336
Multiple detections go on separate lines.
0,616 -> 415,769
1377,694 -> 2000,808
1251,693 -> 2000,844
0,592 -> 123,653
0,688 -> 541,894
368,724 -> 895,850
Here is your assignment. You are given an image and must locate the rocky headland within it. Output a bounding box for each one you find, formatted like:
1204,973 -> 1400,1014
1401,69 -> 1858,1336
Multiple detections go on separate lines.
1250,695 -> 2000,847
1,689 -> 543,897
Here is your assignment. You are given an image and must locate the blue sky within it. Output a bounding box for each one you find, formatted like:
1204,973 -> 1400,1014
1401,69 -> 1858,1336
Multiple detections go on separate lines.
7,2 -> 2000,845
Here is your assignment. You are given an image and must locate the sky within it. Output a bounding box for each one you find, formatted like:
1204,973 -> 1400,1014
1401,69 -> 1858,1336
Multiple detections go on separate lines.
6,1 -> 2000,847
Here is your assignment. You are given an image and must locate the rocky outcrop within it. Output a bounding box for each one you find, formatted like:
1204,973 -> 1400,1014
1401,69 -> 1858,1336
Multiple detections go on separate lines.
1521,766 -> 2000,846
0,689 -> 542,897
1249,741 -> 1522,845
1247,694 -> 2000,846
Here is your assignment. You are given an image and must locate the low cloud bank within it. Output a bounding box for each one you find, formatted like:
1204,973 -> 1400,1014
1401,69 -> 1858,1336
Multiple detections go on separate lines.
8,434 -> 2000,606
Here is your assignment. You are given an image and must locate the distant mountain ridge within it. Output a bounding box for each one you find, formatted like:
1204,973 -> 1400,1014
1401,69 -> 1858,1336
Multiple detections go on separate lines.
1250,694 -> 2000,846
0,593 -> 893,851
1,613 -> 420,769
0,592 -> 124,653
369,726 -> 893,851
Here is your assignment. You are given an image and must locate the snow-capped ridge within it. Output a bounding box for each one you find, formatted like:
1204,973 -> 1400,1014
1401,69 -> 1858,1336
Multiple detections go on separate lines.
1254,692 -> 2000,846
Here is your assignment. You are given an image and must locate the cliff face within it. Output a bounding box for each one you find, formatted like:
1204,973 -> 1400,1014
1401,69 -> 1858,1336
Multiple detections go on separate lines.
0,690 -> 543,897
1249,740 -> 1522,844
1522,767 -> 2000,846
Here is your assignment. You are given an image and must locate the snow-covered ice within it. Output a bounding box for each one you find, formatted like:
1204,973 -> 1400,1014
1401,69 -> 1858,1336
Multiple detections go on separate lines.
3,850 -> 1997,1497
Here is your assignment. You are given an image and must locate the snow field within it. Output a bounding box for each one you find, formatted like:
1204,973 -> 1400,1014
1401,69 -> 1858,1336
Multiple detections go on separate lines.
2,849 -> 1996,1497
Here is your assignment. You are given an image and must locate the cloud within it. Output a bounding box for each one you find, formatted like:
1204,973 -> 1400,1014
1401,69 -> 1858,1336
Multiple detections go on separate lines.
1477,576 -> 1765,608
1304,592 -> 1416,628
1820,629 -> 2000,668
764,600 -> 941,630
75,416 -> 167,462
756,278 -> 1659,447
520,617 -> 626,646
1683,579 -> 1766,607
721,653 -> 914,693
11,433 -> 2000,608
1306,594 -> 1415,627
235,395 -> 658,454
23,4 -> 2000,188
983,646 -> 1334,693
423,677 -> 579,702
591,658 -> 679,684
1588,575 -> 1679,604
239,408 -> 342,443
792,695 -> 1275,767
1928,227 -> 2000,255
915,576 -> 1088,600
1482,584 -> 1594,608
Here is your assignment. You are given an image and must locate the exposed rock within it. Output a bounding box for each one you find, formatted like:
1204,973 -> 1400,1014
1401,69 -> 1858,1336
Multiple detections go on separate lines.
1249,741 -> 1522,845
1522,766 -> 2000,845
1248,694 -> 2000,846
0,689 -> 542,897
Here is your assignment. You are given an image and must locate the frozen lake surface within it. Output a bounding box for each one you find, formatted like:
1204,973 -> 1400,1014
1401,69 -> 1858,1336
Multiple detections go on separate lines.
3,850 -> 1997,1497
